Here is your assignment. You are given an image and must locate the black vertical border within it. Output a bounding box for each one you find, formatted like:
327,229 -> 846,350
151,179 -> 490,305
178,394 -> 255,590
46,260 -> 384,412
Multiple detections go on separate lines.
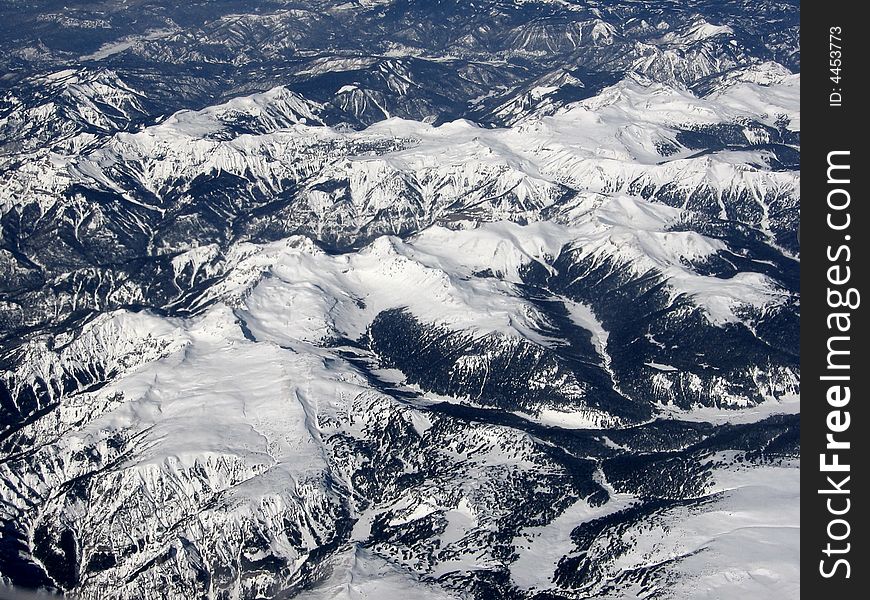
802,2 -> 866,597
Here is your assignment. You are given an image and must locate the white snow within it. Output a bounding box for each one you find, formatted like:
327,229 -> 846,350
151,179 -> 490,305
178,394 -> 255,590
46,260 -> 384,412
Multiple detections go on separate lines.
511,476 -> 635,590
661,20 -> 735,44
76,306 -> 335,477
296,547 -> 462,600
533,408 -> 615,429
711,71 -> 800,130
658,463 -> 800,600
659,393 -> 800,425
645,361 -> 679,372
563,300 -> 609,361
79,29 -> 178,61
200,234 -> 555,345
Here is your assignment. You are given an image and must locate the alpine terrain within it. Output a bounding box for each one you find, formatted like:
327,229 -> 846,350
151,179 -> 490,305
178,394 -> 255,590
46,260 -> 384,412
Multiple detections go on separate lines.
0,1 -> 799,599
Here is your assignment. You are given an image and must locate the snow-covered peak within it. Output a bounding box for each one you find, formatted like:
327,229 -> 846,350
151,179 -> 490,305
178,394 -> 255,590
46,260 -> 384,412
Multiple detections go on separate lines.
551,72 -> 795,130
705,67 -> 800,130
660,18 -> 735,45
153,86 -> 326,136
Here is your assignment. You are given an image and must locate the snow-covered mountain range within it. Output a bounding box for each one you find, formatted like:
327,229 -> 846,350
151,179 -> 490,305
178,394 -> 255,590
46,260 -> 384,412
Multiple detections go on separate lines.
1,1 -> 799,599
